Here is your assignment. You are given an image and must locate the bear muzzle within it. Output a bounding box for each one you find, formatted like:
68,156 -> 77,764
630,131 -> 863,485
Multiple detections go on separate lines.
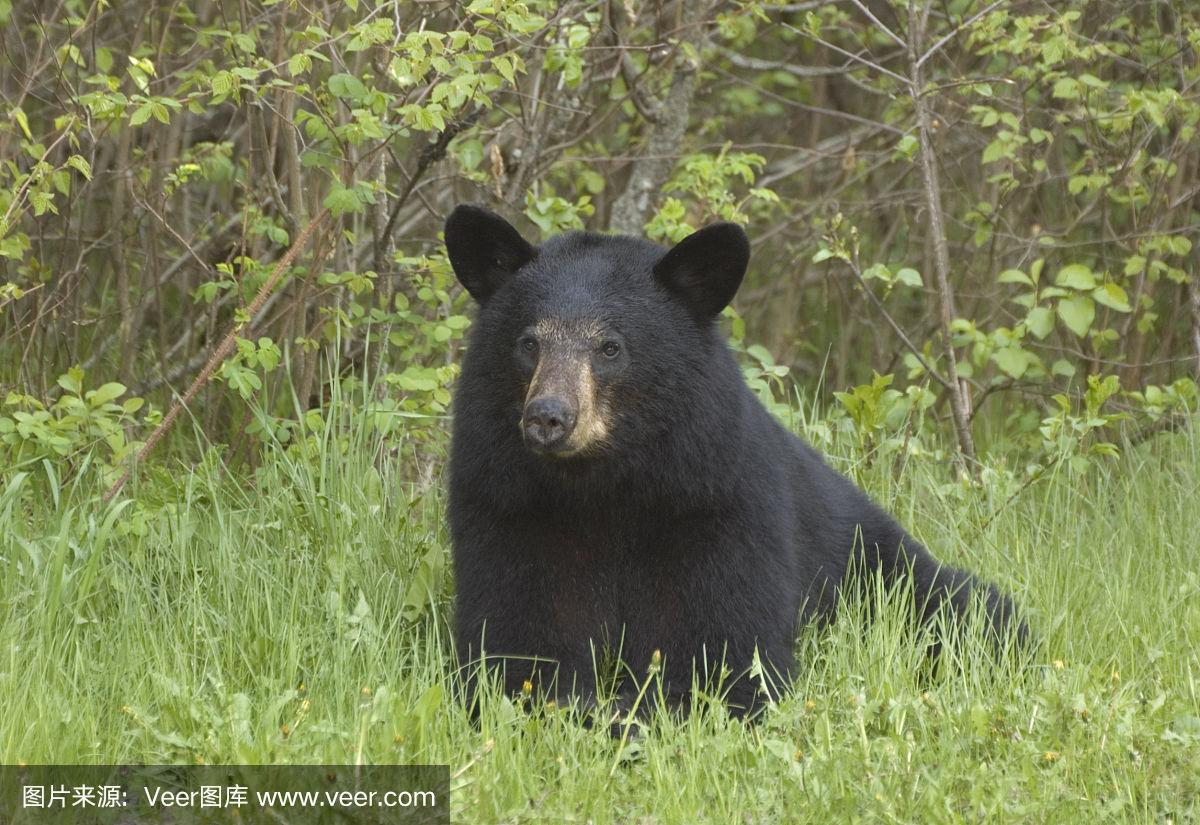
522,396 -> 578,454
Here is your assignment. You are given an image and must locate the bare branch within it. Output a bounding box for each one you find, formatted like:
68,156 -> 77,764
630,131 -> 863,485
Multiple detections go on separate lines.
782,22 -> 908,84
840,254 -> 952,390
916,0 -> 1005,70
847,0 -> 906,49
718,48 -> 860,78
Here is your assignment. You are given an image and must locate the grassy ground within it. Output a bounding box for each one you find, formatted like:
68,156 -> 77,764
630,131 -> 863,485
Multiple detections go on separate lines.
1,406 -> 1198,823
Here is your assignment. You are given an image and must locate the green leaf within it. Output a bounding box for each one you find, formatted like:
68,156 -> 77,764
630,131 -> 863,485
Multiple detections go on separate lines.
992,347 -> 1031,379
1055,264 -> 1096,290
210,71 -> 234,97
66,155 -> 92,180
566,24 -> 590,49
30,191 -> 57,216
493,54 -> 517,85
129,101 -> 154,126
1051,359 -> 1076,378
981,138 -> 1011,165
322,184 -> 361,218
1026,306 -> 1055,339
1092,283 -> 1131,312
456,138 -> 483,171
746,344 -> 775,366
56,369 -> 83,394
87,382 -> 127,407
998,268 -> 1033,286
1053,77 -> 1081,100
894,267 -> 922,288
51,169 -> 71,196
1057,295 -> 1096,337
328,73 -> 367,101
10,106 -> 32,140
1123,255 -> 1146,276
894,134 -> 917,161
233,32 -> 256,54
577,169 -> 605,195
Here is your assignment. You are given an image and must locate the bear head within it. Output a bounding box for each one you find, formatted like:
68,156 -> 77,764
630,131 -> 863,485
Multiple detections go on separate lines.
444,204 -> 750,464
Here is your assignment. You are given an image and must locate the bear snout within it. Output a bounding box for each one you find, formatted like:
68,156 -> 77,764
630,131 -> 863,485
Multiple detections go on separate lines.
523,396 -> 578,452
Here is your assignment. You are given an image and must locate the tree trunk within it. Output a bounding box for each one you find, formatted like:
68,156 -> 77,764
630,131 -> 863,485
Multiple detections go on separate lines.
608,7 -> 708,235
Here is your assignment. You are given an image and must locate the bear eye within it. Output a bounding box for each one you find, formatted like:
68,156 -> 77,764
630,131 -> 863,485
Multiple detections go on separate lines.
600,341 -> 620,358
520,336 -> 538,353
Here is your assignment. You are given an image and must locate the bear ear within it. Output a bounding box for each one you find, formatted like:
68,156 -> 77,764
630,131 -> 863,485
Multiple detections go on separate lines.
444,205 -> 536,303
653,222 -> 750,320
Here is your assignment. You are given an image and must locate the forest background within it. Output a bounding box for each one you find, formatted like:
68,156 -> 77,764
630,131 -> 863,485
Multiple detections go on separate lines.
1,2 -> 1199,821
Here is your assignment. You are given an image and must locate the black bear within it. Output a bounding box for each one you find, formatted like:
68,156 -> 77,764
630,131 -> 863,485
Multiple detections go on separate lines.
444,205 -> 1024,720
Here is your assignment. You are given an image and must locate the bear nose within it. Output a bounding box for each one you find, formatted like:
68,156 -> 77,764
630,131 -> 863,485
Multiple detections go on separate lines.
523,397 -> 576,451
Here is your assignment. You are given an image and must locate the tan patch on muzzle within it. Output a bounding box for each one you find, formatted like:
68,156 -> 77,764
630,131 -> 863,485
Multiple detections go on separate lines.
523,343 -> 610,456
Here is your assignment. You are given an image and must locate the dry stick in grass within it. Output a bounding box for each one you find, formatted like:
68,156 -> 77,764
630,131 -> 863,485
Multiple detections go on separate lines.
102,208 -> 331,504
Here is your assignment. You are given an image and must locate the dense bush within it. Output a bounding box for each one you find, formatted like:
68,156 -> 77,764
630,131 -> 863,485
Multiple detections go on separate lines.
1,0 -> 1197,487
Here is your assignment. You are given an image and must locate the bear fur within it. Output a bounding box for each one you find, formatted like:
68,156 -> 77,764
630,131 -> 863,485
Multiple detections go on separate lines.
444,204 -> 1024,719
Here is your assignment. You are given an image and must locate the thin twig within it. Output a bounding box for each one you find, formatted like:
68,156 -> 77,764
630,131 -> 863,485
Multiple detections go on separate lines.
907,0 -> 977,470
782,22 -> 908,84
847,0 -> 906,49
381,108 -> 482,243
718,48 -> 860,78
916,0 -> 1005,70
840,254 -> 951,390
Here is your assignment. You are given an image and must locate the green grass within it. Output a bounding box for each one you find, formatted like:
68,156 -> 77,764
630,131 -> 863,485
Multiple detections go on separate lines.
1,406 -> 1198,823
